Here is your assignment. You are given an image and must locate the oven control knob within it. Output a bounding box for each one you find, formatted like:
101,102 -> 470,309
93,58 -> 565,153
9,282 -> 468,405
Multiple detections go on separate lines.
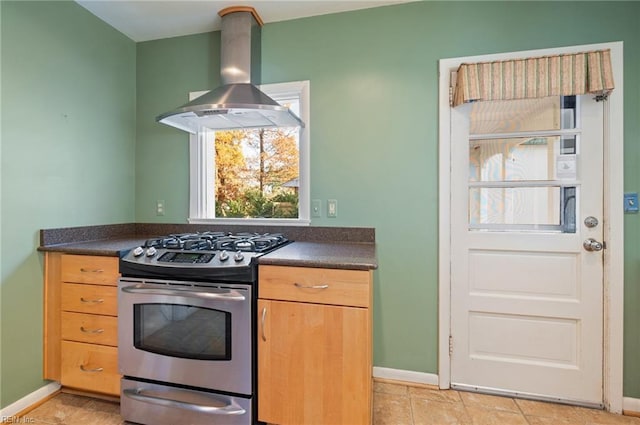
219,250 -> 229,261
146,247 -> 157,257
132,246 -> 144,257
234,251 -> 244,262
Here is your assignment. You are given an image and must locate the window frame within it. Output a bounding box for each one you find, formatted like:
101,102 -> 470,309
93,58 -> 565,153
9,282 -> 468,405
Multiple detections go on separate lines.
188,80 -> 311,225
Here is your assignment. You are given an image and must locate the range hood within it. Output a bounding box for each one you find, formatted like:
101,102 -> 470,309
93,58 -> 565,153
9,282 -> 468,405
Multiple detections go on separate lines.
156,6 -> 304,134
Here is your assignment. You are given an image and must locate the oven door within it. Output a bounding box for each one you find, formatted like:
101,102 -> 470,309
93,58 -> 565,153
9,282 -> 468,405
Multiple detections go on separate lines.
118,278 -> 252,395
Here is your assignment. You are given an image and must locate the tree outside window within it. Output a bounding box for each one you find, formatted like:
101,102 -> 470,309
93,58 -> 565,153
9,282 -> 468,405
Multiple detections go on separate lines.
215,128 -> 300,218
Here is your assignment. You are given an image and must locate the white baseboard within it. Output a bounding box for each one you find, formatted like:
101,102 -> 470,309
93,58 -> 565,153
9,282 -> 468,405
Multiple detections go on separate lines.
373,367 -> 439,386
0,382 -> 61,418
623,397 -> 640,415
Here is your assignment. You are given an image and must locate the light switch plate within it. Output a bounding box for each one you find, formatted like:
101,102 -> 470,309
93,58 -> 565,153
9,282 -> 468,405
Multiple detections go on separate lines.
311,199 -> 322,217
624,193 -> 638,213
327,199 -> 337,218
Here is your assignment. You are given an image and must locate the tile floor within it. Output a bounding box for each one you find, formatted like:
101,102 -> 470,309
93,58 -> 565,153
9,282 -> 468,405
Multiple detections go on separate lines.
374,380 -> 640,425
14,382 -> 640,425
17,392 -> 123,424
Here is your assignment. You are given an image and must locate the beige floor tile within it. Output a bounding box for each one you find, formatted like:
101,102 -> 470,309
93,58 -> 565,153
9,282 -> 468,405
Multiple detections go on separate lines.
459,391 -> 520,413
84,399 -> 121,416
374,381 -> 409,395
411,398 -> 471,425
577,406 -> 640,425
516,398 -> 586,421
410,386 -> 462,403
26,393 -> 93,424
526,415 -> 586,425
373,391 -> 413,425
465,406 -> 528,425
65,408 -> 125,425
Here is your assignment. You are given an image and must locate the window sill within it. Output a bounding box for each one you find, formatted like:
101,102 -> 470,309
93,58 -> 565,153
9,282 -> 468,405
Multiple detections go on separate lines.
188,217 -> 311,226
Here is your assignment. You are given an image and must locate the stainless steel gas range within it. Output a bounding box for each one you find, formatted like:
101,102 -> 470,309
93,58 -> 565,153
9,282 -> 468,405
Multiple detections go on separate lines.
117,232 -> 289,425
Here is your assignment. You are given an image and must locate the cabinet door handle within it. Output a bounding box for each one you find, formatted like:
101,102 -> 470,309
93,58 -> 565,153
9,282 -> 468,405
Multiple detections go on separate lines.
294,282 -> 329,290
80,297 -> 104,304
261,307 -> 267,342
80,326 -> 104,334
80,268 -> 104,273
80,365 -> 104,373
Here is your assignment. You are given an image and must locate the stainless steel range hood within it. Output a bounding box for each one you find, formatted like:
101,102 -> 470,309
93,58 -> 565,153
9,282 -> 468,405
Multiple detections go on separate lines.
156,6 -> 304,134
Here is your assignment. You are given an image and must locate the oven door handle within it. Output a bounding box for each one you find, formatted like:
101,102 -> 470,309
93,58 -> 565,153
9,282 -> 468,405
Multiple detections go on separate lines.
121,284 -> 246,301
122,388 -> 246,415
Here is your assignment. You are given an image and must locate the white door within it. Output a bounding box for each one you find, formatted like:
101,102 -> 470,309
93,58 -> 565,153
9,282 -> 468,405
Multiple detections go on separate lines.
450,95 -> 604,405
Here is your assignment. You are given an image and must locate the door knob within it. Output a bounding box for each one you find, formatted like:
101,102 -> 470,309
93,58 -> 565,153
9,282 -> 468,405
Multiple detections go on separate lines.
583,238 -> 604,252
584,216 -> 599,228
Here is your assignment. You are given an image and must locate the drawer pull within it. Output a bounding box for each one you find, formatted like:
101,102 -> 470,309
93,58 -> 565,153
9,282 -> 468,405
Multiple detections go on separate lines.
80,297 -> 104,304
80,268 -> 104,273
80,326 -> 104,334
80,365 -> 104,373
294,282 -> 329,290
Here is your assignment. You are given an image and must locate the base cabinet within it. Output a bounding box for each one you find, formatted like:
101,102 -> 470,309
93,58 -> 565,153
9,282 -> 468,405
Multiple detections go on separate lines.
258,265 -> 373,425
44,252 -> 121,396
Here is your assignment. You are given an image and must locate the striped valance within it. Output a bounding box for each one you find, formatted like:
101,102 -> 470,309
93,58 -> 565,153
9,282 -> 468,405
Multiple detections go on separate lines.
452,49 -> 614,107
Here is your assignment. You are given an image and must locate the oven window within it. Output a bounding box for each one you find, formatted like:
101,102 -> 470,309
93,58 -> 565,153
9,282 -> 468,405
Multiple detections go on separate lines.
133,303 -> 231,361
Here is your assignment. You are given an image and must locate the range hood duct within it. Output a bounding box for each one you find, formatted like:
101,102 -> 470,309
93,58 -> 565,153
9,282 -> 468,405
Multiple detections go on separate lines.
156,6 -> 304,134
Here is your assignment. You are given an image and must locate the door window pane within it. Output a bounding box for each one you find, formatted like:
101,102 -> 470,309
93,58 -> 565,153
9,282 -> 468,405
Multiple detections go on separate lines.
470,186 -> 559,226
470,96 -> 576,134
469,186 -> 576,232
134,304 -> 231,361
470,135 -> 578,183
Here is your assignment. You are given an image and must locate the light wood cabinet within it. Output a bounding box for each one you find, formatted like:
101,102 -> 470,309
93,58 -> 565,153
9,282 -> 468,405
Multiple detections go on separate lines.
44,253 -> 120,396
60,341 -> 120,395
258,265 -> 373,425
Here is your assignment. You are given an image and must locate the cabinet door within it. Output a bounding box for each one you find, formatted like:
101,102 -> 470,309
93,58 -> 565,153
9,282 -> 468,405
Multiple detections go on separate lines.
258,299 -> 371,425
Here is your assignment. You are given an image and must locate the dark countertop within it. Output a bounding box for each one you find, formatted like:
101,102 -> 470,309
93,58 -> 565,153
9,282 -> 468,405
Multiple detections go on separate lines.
38,237 -> 150,257
259,241 -> 376,270
38,223 -> 377,270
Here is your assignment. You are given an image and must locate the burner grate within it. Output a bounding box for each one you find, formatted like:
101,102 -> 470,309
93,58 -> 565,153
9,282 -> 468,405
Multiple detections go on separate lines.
143,232 -> 288,253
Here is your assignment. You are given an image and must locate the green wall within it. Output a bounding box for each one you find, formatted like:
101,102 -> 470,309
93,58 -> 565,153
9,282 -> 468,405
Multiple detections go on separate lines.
0,1 -> 136,406
136,1 -> 640,397
1,0 -> 639,411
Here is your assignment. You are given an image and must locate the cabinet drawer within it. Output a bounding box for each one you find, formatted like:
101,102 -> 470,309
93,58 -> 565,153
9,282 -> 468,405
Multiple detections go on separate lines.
61,283 -> 117,316
61,311 -> 118,346
61,255 -> 119,286
61,341 -> 120,396
259,265 -> 371,307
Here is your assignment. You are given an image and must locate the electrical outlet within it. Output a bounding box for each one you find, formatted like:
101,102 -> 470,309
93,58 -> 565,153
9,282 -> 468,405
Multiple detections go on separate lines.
624,193 -> 639,213
312,199 -> 322,217
327,199 -> 337,218
156,200 -> 165,216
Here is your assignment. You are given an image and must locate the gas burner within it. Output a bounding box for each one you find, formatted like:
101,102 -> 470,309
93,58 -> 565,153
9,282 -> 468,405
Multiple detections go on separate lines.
121,230 -> 290,282
142,232 -> 288,253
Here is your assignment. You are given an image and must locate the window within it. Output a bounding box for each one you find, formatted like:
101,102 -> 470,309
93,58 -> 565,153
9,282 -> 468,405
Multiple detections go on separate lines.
189,81 -> 310,224
468,95 -> 578,232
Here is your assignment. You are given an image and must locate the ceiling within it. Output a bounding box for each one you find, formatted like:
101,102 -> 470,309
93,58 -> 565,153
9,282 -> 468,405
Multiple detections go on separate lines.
75,0 -> 416,42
